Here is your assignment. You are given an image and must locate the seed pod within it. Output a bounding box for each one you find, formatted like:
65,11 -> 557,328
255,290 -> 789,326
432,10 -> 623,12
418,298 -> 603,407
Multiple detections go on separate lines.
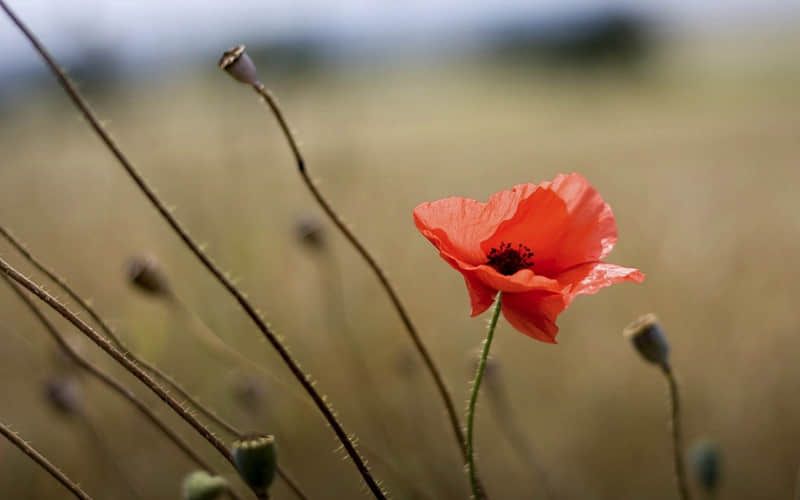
294,215 -> 325,250
44,377 -> 82,416
219,45 -> 259,85
126,255 -> 171,297
689,439 -> 721,493
623,313 -> 669,367
232,435 -> 277,497
182,470 -> 228,500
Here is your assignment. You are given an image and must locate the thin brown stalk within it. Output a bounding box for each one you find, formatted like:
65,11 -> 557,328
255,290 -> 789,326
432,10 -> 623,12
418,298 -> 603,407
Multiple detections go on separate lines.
0,4 -> 384,497
249,83 -> 472,470
0,224 -> 234,436
0,257 -> 259,489
662,364 -> 691,500
0,228 -> 303,500
0,420 -> 94,500
1,275 -> 246,500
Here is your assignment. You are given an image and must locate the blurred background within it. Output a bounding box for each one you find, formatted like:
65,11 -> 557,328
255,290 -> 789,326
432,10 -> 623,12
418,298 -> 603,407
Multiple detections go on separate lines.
1,1 -> 799,498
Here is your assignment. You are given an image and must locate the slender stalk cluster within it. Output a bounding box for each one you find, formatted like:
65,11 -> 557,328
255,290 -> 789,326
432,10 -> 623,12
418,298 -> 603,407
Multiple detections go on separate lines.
0,3 -> 700,500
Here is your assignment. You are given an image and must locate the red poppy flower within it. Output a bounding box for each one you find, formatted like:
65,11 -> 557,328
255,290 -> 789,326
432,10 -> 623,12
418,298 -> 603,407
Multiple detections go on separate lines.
413,173 -> 645,343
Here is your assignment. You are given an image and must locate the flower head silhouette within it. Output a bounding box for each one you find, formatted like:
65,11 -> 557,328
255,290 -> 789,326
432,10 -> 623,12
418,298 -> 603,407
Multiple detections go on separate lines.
414,173 -> 645,342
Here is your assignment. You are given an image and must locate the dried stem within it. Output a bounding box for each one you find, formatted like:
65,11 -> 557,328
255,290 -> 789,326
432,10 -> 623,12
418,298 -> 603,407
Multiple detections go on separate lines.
2,276 -> 248,499
0,257 -> 266,491
0,275 -> 237,489
662,364 -> 691,500
1,226 -> 311,499
0,4 -> 383,497
249,82 -> 471,471
0,420 -> 94,500
0,224 -> 238,436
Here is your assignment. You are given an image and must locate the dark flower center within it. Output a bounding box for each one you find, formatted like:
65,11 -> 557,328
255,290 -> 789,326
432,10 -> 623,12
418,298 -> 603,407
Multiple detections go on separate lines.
486,242 -> 534,276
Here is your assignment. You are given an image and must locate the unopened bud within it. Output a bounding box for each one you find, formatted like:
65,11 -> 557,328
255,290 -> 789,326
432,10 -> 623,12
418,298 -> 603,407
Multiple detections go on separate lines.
623,313 -> 669,366
689,439 -> 721,493
294,215 -> 325,250
182,470 -> 228,500
219,45 -> 259,85
126,255 -> 171,297
44,377 -> 82,416
232,435 -> 277,497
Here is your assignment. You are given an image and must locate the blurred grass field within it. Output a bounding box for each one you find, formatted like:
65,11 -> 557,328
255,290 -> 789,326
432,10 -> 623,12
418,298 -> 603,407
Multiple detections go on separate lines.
0,32 -> 799,499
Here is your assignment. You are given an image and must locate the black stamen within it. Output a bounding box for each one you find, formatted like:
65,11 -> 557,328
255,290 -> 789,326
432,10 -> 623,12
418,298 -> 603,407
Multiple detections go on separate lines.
485,242 -> 534,276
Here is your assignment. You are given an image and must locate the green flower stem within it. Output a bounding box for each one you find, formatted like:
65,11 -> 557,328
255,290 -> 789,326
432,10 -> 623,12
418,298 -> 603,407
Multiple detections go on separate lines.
466,292 -> 503,499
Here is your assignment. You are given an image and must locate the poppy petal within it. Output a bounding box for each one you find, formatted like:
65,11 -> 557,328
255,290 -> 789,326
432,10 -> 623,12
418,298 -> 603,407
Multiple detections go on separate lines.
557,261 -> 646,303
414,184 -> 549,266
500,291 -> 567,343
461,272 -> 496,317
414,197 -> 505,265
470,266 -> 562,294
543,173 -> 619,269
479,186 -> 570,276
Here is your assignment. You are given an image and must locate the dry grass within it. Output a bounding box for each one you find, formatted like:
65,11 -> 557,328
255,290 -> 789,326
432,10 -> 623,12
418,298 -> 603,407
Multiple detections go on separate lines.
0,34 -> 798,499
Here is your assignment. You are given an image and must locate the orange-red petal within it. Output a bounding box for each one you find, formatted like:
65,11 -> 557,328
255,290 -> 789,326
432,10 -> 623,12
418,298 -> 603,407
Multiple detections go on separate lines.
413,173 -> 645,343
414,184 -> 557,267
467,265 -> 562,294
557,261 -> 646,304
414,197 -> 508,266
461,272 -> 496,317
500,291 -> 567,343
541,173 -> 619,269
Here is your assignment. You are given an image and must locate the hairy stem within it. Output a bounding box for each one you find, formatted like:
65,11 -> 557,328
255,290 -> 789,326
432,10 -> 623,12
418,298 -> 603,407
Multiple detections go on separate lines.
0,225 -> 241,436
0,420 -> 94,500
2,275 -> 216,472
662,364 -> 691,500
0,226 -> 304,500
0,3 -> 384,497
249,82 -> 473,478
0,256 -> 268,493
466,292 -> 502,500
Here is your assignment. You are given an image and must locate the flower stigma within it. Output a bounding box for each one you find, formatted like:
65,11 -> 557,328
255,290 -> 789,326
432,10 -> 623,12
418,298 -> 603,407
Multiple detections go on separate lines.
485,242 -> 534,275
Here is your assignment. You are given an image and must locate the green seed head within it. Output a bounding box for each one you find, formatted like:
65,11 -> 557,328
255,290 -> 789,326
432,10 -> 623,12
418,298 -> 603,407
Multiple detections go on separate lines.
232,434 -> 278,496
182,470 -> 228,500
623,313 -> 670,367
689,439 -> 722,493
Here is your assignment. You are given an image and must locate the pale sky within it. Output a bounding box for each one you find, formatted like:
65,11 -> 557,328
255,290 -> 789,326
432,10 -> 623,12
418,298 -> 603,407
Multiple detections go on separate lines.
1,0 -> 798,76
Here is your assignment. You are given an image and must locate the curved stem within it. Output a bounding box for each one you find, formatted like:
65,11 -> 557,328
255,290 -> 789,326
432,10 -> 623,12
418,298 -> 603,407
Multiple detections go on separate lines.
662,364 -> 691,500
0,257 -> 258,489
466,292 -> 502,500
0,225 -> 300,500
250,83 -> 471,470
0,225 -> 236,437
0,420 -> 94,500
2,275 -> 216,473
0,4 -> 384,497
